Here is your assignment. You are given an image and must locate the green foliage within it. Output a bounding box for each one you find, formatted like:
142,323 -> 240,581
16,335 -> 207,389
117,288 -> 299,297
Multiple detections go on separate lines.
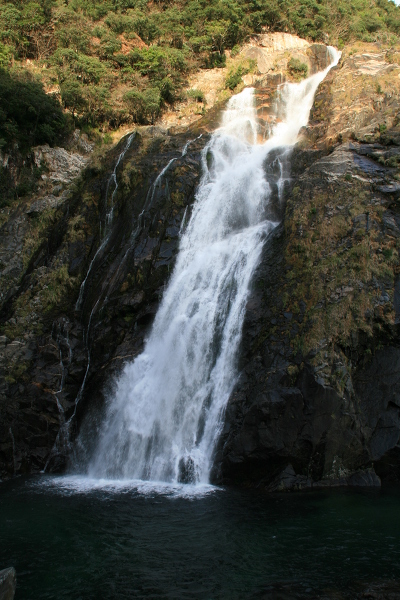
0,40 -> 11,67
0,0 -> 56,59
124,87 -> 161,123
40,263 -> 77,313
225,64 -> 245,90
225,61 -> 253,90
53,49 -> 107,84
187,88 -> 205,102
0,67 -> 67,150
158,77 -> 176,103
288,57 -> 308,79
0,0 -> 400,135
128,46 -> 187,80
60,78 -> 87,118
0,165 -> 11,205
231,44 -> 241,57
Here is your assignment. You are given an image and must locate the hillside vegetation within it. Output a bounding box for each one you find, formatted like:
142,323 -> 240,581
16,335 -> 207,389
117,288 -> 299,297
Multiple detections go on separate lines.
0,0 -> 400,146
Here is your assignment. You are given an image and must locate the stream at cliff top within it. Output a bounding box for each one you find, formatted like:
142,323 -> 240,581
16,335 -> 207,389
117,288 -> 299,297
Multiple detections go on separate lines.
1,477 -> 400,599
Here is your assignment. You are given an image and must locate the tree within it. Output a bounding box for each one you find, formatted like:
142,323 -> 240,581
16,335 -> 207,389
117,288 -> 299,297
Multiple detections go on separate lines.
84,84 -> 111,125
124,87 -> 161,124
0,67 -> 67,150
60,78 -> 86,120
0,42 -> 11,68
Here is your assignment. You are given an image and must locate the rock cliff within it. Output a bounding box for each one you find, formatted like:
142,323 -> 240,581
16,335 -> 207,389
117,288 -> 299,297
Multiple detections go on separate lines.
217,42 -> 400,490
0,119 -> 211,476
1,39 -> 400,489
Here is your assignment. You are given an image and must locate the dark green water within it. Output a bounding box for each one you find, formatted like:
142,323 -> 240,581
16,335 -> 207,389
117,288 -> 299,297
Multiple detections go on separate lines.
0,476 -> 399,599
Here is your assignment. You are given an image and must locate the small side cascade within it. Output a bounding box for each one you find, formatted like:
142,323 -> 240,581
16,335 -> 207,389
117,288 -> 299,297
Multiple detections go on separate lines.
135,135 -> 202,233
43,318 -> 74,471
179,206 -> 188,236
46,134 -> 135,470
54,318 -> 72,397
75,132 -> 136,311
109,135 -> 204,286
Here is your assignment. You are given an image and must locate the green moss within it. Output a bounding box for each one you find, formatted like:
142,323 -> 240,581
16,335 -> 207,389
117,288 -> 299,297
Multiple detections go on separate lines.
40,264 -> 78,313
121,164 -> 142,191
284,173 -> 397,357
168,190 -> 183,206
4,361 -> 29,385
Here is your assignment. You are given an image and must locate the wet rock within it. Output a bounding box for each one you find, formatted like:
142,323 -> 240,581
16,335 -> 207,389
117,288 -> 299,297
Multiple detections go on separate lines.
377,183 -> 400,198
0,567 -> 16,600
266,464 -> 312,492
178,456 -> 196,484
266,467 -> 382,491
347,469 -> 381,487
0,125 -> 206,478
216,43 -> 400,488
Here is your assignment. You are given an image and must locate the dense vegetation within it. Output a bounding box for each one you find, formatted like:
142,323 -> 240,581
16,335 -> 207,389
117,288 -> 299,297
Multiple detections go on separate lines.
0,67 -> 67,150
0,0 -> 399,140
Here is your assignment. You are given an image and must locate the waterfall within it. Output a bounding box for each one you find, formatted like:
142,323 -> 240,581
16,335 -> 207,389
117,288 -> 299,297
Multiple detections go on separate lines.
83,48 -> 340,485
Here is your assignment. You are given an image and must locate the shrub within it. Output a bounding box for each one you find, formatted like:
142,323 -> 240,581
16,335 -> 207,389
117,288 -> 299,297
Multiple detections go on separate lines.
187,88 -> 205,103
60,79 -> 87,119
225,65 -> 244,90
231,44 -> 241,57
124,87 -> 161,124
288,57 -> 308,79
225,62 -> 252,90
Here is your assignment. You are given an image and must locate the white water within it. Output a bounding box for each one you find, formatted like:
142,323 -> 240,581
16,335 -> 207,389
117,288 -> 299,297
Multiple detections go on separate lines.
37,475 -> 217,499
82,49 -> 340,486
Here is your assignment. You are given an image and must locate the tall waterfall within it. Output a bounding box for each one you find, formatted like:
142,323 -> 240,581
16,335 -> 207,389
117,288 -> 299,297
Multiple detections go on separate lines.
84,48 -> 340,485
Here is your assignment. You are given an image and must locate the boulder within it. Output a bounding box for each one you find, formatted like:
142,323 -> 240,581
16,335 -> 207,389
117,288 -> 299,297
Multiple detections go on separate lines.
0,568 -> 16,600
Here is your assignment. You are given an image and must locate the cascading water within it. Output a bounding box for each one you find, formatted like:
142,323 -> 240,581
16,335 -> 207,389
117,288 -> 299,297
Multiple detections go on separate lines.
82,48 -> 340,486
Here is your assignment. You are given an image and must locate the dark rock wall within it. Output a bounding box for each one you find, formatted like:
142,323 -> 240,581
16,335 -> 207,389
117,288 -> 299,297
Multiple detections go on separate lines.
0,126 -> 207,478
217,43 -> 400,490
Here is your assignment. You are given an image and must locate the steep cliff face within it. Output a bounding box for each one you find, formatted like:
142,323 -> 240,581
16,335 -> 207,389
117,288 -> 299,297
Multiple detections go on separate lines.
218,42 -> 400,490
1,40 -> 400,488
0,123 -> 207,477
